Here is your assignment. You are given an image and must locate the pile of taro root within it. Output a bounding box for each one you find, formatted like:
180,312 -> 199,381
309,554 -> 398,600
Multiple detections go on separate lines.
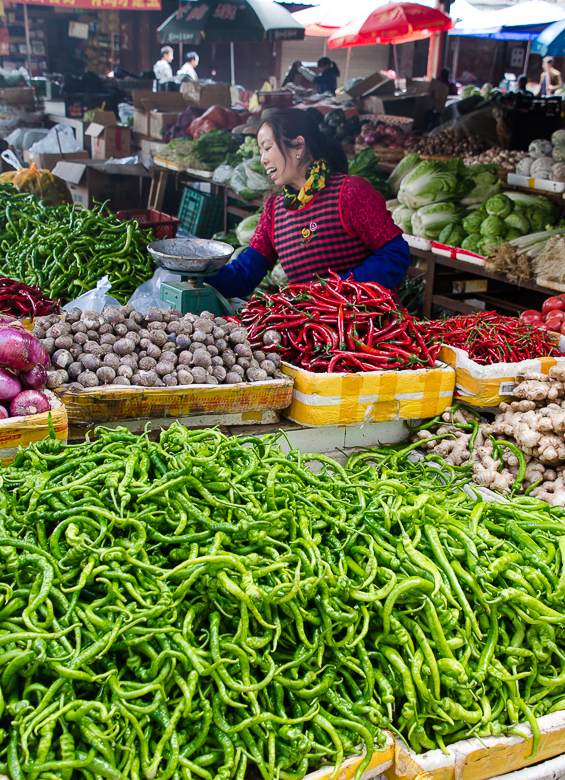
36,306 -> 283,390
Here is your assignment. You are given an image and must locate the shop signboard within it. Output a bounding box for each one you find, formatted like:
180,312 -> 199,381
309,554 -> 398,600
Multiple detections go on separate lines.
6,0 -> 161,9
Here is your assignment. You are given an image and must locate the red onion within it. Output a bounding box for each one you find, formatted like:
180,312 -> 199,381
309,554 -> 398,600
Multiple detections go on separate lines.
10,390 -> 50,417
0,406 -> 8,420
0,328 -> 44,371
20,363 -> 47,391
0,314 -> 15,326
0,368 -> 21,401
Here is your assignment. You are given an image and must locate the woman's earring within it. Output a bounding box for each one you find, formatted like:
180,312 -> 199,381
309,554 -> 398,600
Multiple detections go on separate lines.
297,154 -> 300,159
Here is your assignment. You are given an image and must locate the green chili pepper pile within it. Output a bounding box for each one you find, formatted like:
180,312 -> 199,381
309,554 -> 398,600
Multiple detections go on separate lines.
0,184 -> 153,304
1,426 -> 565,780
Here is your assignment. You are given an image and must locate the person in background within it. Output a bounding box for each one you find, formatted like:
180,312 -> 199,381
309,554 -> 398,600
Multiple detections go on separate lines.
177,51 -> 199,81
540,56 -> 562,96
299,57 -> 340,95
153,46 -> 174,84
439,67 -> 458,96
314,57 -> 340,94
517,74 -> 533,96
208,109 -> 410,299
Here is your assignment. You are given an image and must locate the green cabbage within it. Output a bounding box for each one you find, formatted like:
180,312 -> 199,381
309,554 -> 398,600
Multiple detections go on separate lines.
438,224 -> 467,247
460,169 -> 501,206
504,211 -> 530,235
236,212 -> 261,245
505,191 -> 559,223
386,153 -> 421,197
485,193 -> 512,218
480,214 -> 506,238
461,234 -> 483,253
391,205 -> 414,235
505,228 -> 521,241
481,236 -> 506,255
411,202 -> 462,240
529,209 -> 552,232
397,159 -> 470,210
462,210 -> 484,234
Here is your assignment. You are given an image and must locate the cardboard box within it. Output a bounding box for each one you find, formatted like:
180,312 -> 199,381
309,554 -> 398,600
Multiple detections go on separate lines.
84,110 -> 131,160
132,91 -> 187,138
86,124 -> 131,159
149,111 -> 178,140
181,81 -> 231,108
23,150 -> 89,169
281,362 -> 455,426
52,160 -> 150,210
347,71 -> 394,99
0,87 -> 35,105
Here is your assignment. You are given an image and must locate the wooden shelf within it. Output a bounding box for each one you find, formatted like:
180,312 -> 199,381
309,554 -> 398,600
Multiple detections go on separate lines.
412,249 -> 559,319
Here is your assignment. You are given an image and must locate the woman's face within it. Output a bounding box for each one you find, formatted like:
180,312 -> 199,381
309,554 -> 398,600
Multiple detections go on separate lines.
258,124 -> 305,189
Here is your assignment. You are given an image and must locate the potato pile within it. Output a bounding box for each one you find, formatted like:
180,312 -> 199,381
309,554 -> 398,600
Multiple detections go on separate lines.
406,128 -> 493,157
35,306 -> 283,390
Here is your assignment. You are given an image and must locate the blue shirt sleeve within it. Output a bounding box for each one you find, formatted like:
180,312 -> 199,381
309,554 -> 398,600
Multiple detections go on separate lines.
339,234 -> 411,288
207,246 -> 271,300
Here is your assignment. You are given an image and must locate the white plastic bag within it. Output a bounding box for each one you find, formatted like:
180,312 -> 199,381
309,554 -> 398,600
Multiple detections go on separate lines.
63,276 -> 121,313
29,124 -> 81,155
212,163 -> 233,185
127,268 -> 176,313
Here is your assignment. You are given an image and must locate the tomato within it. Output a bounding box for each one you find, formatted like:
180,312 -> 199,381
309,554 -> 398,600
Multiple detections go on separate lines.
560,322 -> 565,336
545,310 -> 565,323
545,319 -> 563,333
521,309 -> 544,324
542,296 -> 565,315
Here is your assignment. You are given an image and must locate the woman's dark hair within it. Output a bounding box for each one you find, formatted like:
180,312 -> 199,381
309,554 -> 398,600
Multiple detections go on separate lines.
439,67 -> 450,82
259,108 -> 348,174
317,57 -> 340,76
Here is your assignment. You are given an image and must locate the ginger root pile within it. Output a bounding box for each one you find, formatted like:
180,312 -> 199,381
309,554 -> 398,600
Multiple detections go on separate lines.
412,365 -> 565,505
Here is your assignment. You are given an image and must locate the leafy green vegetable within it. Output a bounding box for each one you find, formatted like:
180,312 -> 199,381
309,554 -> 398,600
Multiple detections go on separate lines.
462,210 -> 484,234
505,228 -> 522,241
195,129 -> 238,168
485,193 -> 512,218
461,234 -> 483,253
505,191 -> 559,224
460,169 -> 501,206
481,236 -> 506,255
480,214 -> 507,238
348,149 -> 391,198
411,202 -> 463,240
504,211 -> 530,235
386,153 -> 420,197
212,230 -> 240,248
438,224 -> 467,247
391,205 -> 414,234
397,159 -> 471,210
226,135 -> 260,166
236,212 -> 262,245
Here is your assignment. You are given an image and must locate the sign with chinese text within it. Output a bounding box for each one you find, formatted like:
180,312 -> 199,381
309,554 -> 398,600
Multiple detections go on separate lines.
7,0 -> 161,10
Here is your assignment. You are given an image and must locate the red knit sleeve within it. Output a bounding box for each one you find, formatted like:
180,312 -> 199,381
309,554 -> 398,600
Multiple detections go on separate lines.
249,196 -> 278,267
340,176 -> 402,251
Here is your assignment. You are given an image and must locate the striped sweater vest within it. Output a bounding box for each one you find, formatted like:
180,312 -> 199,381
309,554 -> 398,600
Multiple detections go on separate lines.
272,173 -> 368,284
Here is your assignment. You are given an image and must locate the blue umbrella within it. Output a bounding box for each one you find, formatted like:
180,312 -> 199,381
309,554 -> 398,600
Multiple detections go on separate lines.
532,18 -> 565,56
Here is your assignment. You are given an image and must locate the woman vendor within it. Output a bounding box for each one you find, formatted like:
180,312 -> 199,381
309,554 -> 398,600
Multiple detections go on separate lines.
208,109 -> 410,299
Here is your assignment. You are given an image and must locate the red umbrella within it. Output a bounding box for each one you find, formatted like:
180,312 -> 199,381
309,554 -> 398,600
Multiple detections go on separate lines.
328,1 -> 452,48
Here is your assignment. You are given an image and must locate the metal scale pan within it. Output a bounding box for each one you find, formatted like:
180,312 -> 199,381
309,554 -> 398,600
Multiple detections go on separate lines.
148,238 -> 235,316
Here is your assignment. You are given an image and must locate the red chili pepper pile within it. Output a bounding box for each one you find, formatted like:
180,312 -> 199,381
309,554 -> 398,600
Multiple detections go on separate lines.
421,311 -> 561,365
241,273 -> 439,373
0,278 -> 60,319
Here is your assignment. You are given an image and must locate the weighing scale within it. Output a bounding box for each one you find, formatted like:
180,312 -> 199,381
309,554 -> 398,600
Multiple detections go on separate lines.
148,238 -> 235,317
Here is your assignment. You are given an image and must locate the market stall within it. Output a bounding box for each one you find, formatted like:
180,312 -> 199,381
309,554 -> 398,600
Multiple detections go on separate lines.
6,67 -> 565,780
